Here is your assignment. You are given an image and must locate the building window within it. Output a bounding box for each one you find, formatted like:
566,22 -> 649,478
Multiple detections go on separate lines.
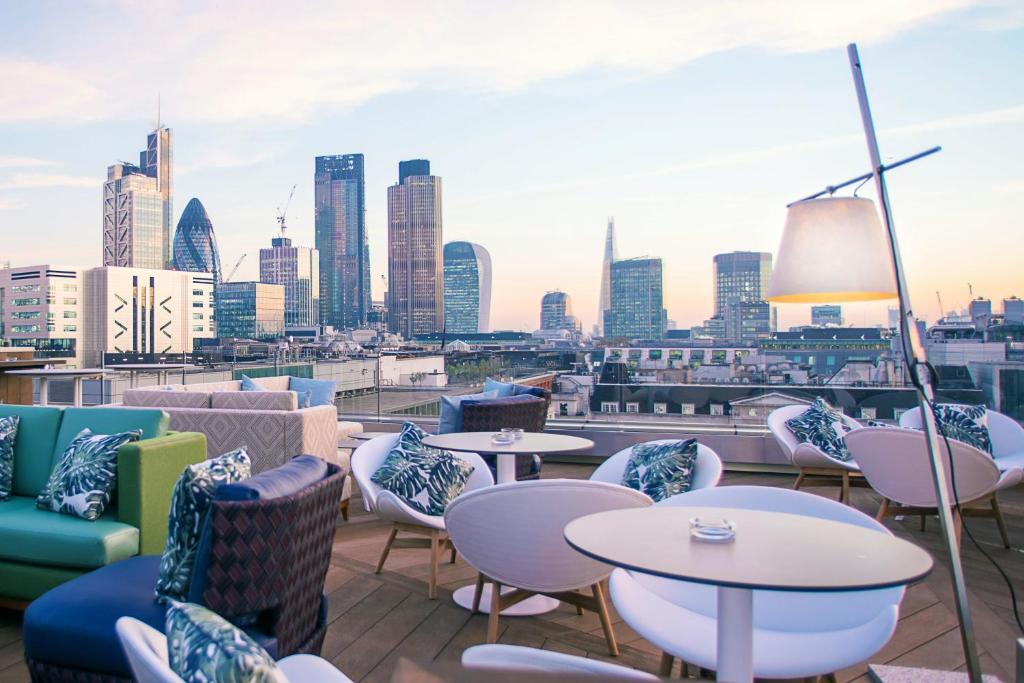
601,402 -> 619,413
11,311 -> 40,319
860,407 -> 877,420
680,403 -> 696,416
193,313 -> 204,320
12,298 -> 40,306
63,311 -> 76,318
710,403 -> 724,416
192,302 -> 203,308
11,324 -> 40,333
626,402 -> 640,413
653,402 -> 667,415
63,325 -> 77,332
192,289 -> 204,296
193,325 -> 204,332
64,297 -> 77,305
12,284 -> 40,293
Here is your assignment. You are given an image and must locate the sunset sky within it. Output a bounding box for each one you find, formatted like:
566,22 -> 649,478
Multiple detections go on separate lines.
1,0 -> 1021,332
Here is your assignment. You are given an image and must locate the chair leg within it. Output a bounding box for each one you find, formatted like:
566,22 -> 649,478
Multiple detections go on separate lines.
991,496 -> 1011,549
793,470 -> 805,491
840,471 -> 850,505
592,581 -> 619,657
920,514 -> 927,532
953,507 -> 963,549
340,498 -> 349,522
449,541 -> 457,564
487,581 -> 502,643
375,526 -> 398,574
471,573 -> 485,614
428,530 -> 441,600
876,498 -> 890,521
658,652 -> 674,677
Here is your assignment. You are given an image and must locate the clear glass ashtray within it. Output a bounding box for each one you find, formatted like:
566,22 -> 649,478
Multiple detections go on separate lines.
501,427 -> 524,441
491,432 -> 516,445
689,517 -> 736,544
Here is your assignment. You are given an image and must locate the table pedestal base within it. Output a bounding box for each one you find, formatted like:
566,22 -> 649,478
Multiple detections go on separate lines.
716,586 -> 753,683
452,584 -> 560,616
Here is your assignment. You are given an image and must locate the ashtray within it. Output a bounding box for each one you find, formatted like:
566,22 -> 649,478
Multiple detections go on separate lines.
490,432 -> 515,445
689,517 -> 736,544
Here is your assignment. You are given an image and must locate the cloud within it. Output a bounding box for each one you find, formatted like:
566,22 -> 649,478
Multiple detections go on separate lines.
0,196 -> 26,211
0,156 -> 58,169
0,173 -> 98,190
0,0 -> 1003,126
176,145 -> 286,175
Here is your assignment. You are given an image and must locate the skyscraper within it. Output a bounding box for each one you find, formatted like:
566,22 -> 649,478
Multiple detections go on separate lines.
443,241 -> 491,334
713,251 -> 772,342
1004,296 -> 1023,325
388,160 -> 443,338
604,257 -> 666,340
540,291 -> 580,331
597,217 -> 617,336
259,235 -> 320,327
172,198 -> 222,284
315,153 -> 370,329
215,282 -> 285,340
103,125 -> 173,269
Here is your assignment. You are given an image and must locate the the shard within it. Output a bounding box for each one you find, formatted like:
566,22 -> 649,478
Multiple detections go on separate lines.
598,216 -> 617,335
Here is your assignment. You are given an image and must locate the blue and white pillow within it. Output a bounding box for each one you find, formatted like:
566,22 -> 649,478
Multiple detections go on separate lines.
288,376 -> 336,407
240,375 -> 266,392
371,422 -> 475,516
785,398 -> 851,462
931,403 -> 992,454
621,439 -> 698,502
166,601 -> 285,683
0,416 -> 19,502
155,449 -> 252,602
438,390 -> 499,434
36,428 -> 141,520
483,377 -> 516,397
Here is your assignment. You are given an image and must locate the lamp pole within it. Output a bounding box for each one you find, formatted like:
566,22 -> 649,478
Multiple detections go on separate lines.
847,43 -> 981,681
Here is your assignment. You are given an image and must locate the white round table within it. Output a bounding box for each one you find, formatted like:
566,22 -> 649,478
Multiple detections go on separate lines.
6,368 -> 107,407
422,431 -> 594,616
564,506 -> 933,683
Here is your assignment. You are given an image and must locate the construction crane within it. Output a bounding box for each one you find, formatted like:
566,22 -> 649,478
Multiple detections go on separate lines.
224,253 -> 247,282
276,184 -> 297,237
936,291 -> 945,321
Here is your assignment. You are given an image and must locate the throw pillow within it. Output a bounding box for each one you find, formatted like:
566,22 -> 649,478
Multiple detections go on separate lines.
483,377 -> 515,397
438,390 -> 499,434
296,390 -> 312,409
0,416 -> 19,501
166,601 -> 285,683
288,376 -> 336,407
512,385 -> 548,400
931,403 -> 992,454
785,398 -> 852,462
155,448 -> 252,602
240,375 -> 266,391
36,428 -> 141,520
621,439 -> 698,502
371,422 -> 474,516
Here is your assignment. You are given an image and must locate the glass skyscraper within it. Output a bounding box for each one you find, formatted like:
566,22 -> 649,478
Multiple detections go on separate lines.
259,236 -> 320,327
215,282 -> 285,340
713,251 -> 773,342
604,257 -> 666,340
315,153 -> 370,329
172,198 -> 222,284
443,241 -> 491,334
540,291 -> 580,331
388,160 -> 443,338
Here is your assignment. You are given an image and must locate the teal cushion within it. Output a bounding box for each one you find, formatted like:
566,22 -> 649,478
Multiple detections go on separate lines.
0,495 -> 139,568
288,377 -> 336,407
370,422 -> 474,516
0,405 -> 64,497
785,398 -> 851,462
166,601 -> 283,683
37,428 -> 141,520
622,439 -> 698,502
931,403 -> 992,454
155,449 -> 252,602
0,415 -> 18,501
240,375 -> 265,392
52,408 -> 168,467
438,390 -> 499,434
483,378 -> 515,398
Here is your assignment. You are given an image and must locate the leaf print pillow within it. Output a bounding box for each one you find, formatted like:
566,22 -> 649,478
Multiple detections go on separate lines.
36,428 -> 141,520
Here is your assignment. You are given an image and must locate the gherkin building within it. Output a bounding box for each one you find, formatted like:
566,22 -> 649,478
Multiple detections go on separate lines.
172,198 -> 222,283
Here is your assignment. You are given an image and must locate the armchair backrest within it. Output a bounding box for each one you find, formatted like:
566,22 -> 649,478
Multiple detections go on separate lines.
460,395 -> 548,433
901,405 -> 1024,460
767,403 -> 861,461
590,440 -> 722,492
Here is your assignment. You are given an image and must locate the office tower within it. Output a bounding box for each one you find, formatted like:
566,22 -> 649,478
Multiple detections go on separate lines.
713,251 -> 772,342
172,198 -> 222,284
597,217 -> 617,336
315,153 -> 370,329
811,304 -> 843,327
604,257 -> 666,340
540,291 -> 580,331
259,235 -> 320,327
969,297 -> 992,328
399,159 -> 431,184
887,306 -> 900,329
443,241 -> 492,334
1004,296 -> 1023,325
387,160 -> 443,338
215,282 -> 285,340
737,301 -> 772,341
0,265 -> 83,365
103,125 -> 173,269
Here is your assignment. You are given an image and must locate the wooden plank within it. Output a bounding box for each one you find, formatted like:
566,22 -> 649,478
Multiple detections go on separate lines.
434,613 -> 505,665
332,593 -> 440,681
325,573 -> 385,624
321,583 -> 409,660
0,660 -> 28,683
363,602 -> 472,683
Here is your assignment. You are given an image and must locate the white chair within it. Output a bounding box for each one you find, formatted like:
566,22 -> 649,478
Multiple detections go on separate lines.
115,617 -> 354,683
445,479 -> 651,655
846,426 -> 1021,548
900,405 -> 1024,473
590,439 -> 723,494
767,404 -> 864,504
351,433 -> 494,599
609,485 -> 904,680
462,644 -> 658,681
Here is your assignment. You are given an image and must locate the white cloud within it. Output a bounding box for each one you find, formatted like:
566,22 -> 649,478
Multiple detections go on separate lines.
0,173 -> 98,190
176,146 -> 286,175
0,0 -> 1002,125
0,156 -> 58,169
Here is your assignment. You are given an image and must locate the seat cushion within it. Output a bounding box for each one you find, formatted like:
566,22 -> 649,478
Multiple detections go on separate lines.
53,407 -> 169,465
995,450 -> 1024,472
22,556 -> 279,678
0,496 -> 139,568
0,405 -> 63,497
217,455 -> 327,502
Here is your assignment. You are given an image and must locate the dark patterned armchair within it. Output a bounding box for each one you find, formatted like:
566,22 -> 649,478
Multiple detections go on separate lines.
460,393 -> 549,480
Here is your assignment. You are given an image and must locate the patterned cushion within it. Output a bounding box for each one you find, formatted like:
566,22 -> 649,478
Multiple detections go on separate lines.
166,601 -> 285,683
36,428 -> 141,520
785,398 -> 851,462
371,422 -> 474,516
931,403 -> 992,454
210,391 -> 298,411
438,390 -> 499,434
155,449 -> 252,602
0,416 -> 19,501
122,389 -> 211,409
621,439 -> 698,502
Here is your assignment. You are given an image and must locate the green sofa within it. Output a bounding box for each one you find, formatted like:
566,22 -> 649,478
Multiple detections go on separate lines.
0,405 -> 207,603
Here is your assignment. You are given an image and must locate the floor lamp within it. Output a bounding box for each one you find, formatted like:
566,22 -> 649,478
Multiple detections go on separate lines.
766,43 -> 982,682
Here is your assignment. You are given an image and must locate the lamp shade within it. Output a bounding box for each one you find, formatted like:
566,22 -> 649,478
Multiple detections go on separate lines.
767,197 -> 898,303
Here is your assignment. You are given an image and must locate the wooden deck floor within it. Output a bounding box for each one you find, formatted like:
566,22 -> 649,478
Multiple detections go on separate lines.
1,463 -> 1021,682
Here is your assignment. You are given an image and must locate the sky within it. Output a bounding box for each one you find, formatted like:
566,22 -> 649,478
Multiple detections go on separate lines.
1,0 -> 1022,333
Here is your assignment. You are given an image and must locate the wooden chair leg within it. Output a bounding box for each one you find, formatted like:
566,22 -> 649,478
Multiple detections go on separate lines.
840,471 -> 851,505
428,530 -> 441,600
471,573 -> 485,614
991,496 -> 1011,549
793,471 -> 805,491
658,652 -> 674,677
876,498 -> 890,521
375,526 -> 398,574
487,581 -> 502,643
449,542 -> 457,564
920,514 -> 927,532
592,581 -> 619,656
340,498 -> 349,521
953,507 -> 963,549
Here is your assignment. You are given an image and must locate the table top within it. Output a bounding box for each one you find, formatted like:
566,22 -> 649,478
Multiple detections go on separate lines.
423,431 -> 594,455
564,506 -> 933,592
6,368 -> 106,377
109,364 -> 189,371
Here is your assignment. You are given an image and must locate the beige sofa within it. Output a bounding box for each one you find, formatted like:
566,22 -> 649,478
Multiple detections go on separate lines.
121,375 -> 362,517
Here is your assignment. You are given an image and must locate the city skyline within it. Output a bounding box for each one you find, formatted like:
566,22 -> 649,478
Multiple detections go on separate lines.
2,2 -> 1022,332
